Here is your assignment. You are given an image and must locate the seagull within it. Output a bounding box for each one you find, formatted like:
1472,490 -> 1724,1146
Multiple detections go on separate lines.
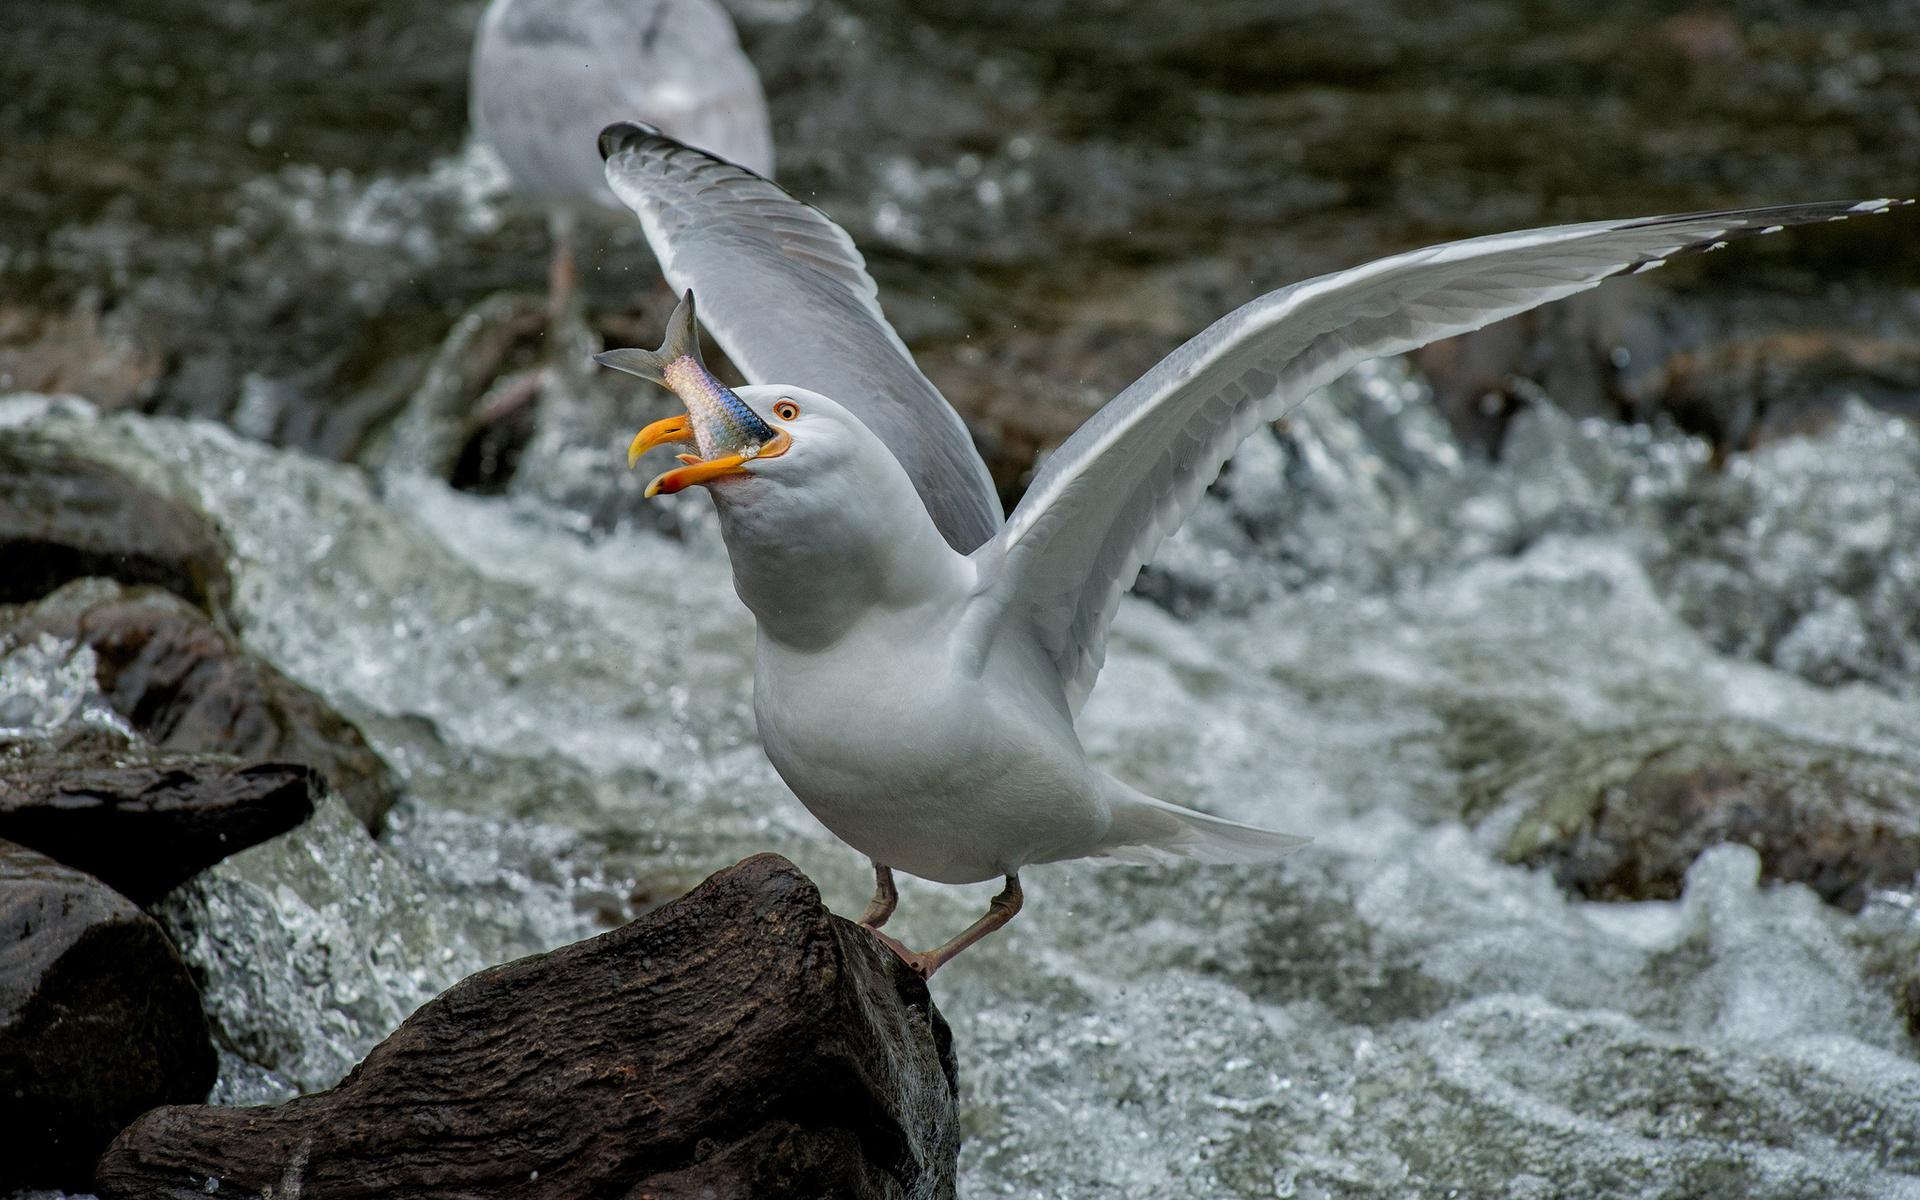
593,121 -> 1905,976
469,0 -> 774,312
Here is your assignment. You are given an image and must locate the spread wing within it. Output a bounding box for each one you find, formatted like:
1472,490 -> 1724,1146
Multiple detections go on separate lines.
964,199 -> 1909,713
600,123 -> 1003,553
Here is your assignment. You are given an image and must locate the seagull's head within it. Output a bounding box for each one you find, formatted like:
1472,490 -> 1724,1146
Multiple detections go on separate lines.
620,382 -> 856,501
597,291 -> 961,646
597,291 -> 907,519
622,378 -> 958,648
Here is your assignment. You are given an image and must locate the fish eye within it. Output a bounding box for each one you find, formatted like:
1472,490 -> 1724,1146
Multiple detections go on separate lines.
773,399 -> 800,421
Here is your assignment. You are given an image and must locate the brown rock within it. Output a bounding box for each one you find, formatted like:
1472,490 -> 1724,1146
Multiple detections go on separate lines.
1493,725 -> 1920,911
0,442 -> 232,612
1408,282 -> 1920,458
95,853 -> 960,1200
0,298 -> 165,413
6,580 -> 399,831
0,839 -> 215,1192
1652,329 -> 1920,450
0,745 -> 319,906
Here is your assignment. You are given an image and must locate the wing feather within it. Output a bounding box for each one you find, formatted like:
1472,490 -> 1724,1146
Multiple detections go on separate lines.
968,199 -> 1909,712
601,123 -> 1002,552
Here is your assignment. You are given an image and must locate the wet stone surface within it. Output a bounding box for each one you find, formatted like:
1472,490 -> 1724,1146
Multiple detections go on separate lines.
98,854 -> 959,1200
0,440 -> 231,611
1,576 -> 400,830
1485,724 -> 1920,912
0,744 -> 318,908
0,839 -> 215,1194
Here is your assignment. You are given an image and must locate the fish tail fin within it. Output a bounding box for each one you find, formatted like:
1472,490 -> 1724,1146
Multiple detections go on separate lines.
593,290 -> 703,384
1091,774 -> 1311,866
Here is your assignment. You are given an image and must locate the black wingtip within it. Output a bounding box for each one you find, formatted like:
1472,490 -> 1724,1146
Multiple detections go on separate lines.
596,120 -> 778,184
599,121 -> 661,161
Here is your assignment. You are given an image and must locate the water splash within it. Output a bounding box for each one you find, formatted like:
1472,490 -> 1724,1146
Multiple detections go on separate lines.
155,794 -> 624,1104
5,387 -> 1918,1197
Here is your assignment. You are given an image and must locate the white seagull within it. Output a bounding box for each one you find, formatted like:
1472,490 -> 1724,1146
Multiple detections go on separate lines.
470,0 -> 774,307
593,121 -> 1904,976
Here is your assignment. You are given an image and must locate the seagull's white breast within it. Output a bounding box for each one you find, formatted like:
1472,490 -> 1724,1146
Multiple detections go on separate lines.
753,600 -> 1108,885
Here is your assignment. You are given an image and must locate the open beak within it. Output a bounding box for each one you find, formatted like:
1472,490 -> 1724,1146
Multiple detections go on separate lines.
642,429 -> 790,497
604,292 -> 792,497
627,415 -> 694,467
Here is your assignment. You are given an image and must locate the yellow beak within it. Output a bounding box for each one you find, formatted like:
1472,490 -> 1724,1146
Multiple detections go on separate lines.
644,453 -> 753,496
627,415 -> 695,468
640,428 -> 792,497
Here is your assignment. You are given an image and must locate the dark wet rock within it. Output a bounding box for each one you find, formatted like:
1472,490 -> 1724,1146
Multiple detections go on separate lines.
1858,915 -> 1920,1045
0,744 -> 318,907
376,292 -> 553,482
1626,293 -> 1920,451
1411,282 -> 1920,458
0,442 -> 231,612
4,579 -> 400,831
1487,725 -> 1920,912
1410,284 -> 1655,456
96,852 -> 960,1200
0,840 -> 215,1193
920,322 -> 1152,510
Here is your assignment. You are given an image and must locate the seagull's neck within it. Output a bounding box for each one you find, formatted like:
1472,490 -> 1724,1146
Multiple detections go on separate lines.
710,460 -> 972,654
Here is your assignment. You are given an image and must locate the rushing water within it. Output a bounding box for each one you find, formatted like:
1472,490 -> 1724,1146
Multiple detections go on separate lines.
6,1 -> 1920,1195
7,366 -> 1920,1196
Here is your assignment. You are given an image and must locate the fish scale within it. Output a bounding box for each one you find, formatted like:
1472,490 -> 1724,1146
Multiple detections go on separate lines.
662,355 -> 774,461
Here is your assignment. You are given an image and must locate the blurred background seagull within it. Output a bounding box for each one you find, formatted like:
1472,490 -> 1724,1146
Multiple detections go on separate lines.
593,121 -> 1904,977
469,0 -> 774,315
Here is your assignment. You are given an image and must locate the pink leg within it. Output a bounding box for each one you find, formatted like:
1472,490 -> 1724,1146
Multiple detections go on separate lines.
546,207 -> 577,323
866,874 -> 1023,979
859,861 -> 899,930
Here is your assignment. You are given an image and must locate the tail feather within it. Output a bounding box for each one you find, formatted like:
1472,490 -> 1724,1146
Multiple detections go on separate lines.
1092,775 -> 1310,866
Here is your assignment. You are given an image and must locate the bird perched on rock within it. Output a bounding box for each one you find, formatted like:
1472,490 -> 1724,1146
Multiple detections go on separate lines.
594,121 -> 1904,976
470,0 -> 774,312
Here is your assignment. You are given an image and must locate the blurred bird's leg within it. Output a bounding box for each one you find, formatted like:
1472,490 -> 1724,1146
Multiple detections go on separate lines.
867,874 -> 1023,978
546,206 -> 578,323
859,861 -> 899,929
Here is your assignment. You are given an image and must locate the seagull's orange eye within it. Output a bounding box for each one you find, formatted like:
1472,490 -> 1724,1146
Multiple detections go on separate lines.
773,400 -> 800,421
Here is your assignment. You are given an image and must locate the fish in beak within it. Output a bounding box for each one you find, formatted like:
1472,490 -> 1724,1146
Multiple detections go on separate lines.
595,291 -> 790,496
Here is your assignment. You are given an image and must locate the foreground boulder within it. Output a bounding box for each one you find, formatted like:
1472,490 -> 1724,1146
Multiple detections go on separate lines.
0,744 -> 319,906
4,578 -> 399,829
97,852 -> 960,1200
0,442 -> 231,611
0,840 -> 216,1192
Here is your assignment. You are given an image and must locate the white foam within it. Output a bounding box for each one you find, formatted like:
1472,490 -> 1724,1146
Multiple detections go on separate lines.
8,388 -> 1918,1196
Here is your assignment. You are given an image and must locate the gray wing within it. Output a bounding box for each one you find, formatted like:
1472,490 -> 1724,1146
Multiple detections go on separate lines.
602,122 -> 1004,553
472,0 -> 773,206
966,199 -> 1910,713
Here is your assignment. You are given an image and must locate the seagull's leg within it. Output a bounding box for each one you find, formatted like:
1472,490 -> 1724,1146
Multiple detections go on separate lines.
920,873 -> 1022,976
868,874 -> 1023,979
859,861 -> 899,929
546,206 -> 578,323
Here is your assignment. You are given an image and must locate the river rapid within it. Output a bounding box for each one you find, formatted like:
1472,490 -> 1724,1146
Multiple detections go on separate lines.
8,360 -> 1920,1196
6,1 -> 1920,1196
